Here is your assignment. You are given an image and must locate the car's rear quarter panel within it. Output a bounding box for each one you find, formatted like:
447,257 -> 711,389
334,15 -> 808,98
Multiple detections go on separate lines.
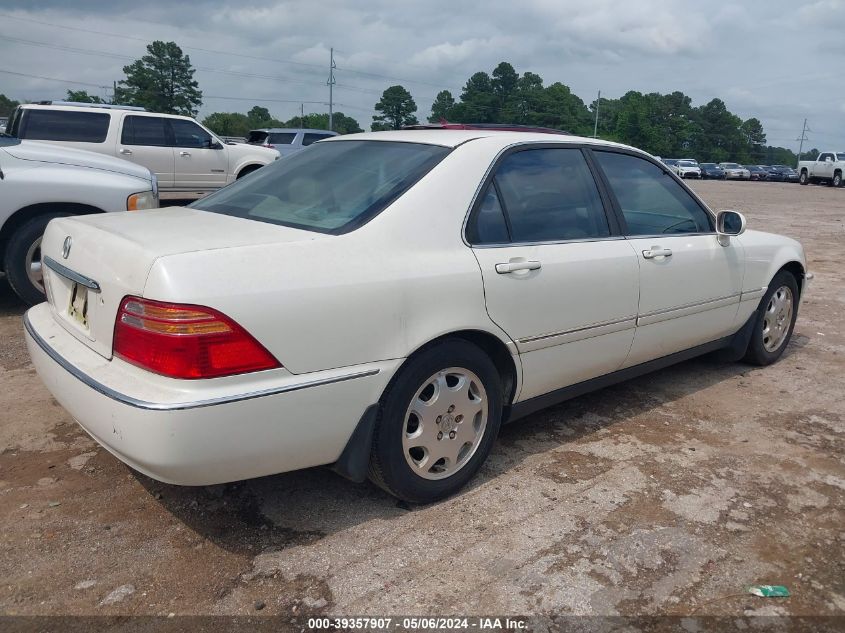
142,139 -> 517,376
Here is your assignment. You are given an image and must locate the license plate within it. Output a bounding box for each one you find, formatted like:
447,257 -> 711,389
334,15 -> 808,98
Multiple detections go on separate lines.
68,282 -> 89,329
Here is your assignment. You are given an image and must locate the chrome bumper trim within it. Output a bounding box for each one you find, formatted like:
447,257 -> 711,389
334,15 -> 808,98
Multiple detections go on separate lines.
24,313 -> 379,411
43,256 -> 101,292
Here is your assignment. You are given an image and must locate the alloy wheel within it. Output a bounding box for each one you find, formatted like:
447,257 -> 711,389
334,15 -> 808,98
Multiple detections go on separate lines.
402,367 -> 489,480
762,285 -> 793,352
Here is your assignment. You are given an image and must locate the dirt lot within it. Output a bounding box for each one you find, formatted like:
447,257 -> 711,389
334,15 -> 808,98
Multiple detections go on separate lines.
0,181 -> 843,620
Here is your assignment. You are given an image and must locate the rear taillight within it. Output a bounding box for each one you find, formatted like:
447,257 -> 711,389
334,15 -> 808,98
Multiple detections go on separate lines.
263,143 -> 275,149
113,296 -> 280,379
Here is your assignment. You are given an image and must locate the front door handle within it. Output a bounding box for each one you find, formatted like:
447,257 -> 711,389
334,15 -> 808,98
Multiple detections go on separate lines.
179,151 -> 191,157
642,247 -> 673,259
119,148 -> 132,155
495,260 -> 541,274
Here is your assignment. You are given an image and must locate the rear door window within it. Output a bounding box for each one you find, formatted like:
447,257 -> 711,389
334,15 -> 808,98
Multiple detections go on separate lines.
482,148 -> 610,243
302,132 -> 332,146
268,132 -> 297,145
121,116 -> 169,146
18,109 -> 110,143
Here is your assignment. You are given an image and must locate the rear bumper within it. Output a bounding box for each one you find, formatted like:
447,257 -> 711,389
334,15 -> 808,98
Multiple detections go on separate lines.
24,303 -> 399,485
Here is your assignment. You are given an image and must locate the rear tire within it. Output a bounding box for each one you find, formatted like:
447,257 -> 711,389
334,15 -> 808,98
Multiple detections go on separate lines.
368,340 -> 503,503
799,170 -> 809,185
743,271 -> 799,366
833,171 -> 843,188
4,214 -> 65,305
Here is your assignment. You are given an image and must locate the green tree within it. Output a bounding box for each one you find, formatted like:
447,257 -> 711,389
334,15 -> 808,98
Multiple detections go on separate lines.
283,112 -> 362,134
202,112 -> 251,137
451,72 -> 496,122
741,117 -> 766,162
65,90 -> 104,104
115,41 -> 202,116
372,85 -> 418,130
491,61 -> 519,115
246,106 -> 274,126
428,90 -> 456,122
0,93 -> 19,118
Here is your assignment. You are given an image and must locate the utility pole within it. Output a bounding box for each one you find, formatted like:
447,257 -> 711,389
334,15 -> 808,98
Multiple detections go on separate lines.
300,103 -> 304,129
593,90 -> 601,138
795,118 -> 810,167
327,47 -> 336,132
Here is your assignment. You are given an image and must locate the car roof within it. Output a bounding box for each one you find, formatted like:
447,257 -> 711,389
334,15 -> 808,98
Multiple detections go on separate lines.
17,103 -> 199,122
322,129 -> 640,152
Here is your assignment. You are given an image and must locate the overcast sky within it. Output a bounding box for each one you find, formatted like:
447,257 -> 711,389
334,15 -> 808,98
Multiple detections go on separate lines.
0,0 -> 842,150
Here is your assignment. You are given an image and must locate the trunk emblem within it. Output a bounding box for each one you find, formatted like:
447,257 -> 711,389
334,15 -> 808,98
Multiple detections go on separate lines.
62,236 -> 72,259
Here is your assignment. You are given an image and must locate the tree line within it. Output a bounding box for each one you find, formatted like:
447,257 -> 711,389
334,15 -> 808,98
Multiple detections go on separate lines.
370,61 -> 810,165
0,45 -> 819,165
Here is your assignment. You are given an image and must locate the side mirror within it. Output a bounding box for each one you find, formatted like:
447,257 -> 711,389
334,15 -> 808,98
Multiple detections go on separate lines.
209,140 -> 224,150
716,210 -> 746,246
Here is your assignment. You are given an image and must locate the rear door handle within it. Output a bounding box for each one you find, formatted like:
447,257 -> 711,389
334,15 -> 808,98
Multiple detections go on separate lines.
179,151 -> 191,157
119,148 -> 132,155
495,260 -> 541,274
642,247 -> 673,259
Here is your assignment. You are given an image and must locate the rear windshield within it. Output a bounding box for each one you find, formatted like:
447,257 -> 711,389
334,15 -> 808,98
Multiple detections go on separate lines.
837,153 -> 845,161
16,108 -> 110,143
191,140 -> 450,234
247,131 -> 269,144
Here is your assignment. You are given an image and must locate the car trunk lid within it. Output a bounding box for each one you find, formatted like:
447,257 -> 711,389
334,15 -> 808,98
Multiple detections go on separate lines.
41,207 -> 324,359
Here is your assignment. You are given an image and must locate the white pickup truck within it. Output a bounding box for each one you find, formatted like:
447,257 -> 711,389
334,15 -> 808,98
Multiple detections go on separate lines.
797,151 -> 845,187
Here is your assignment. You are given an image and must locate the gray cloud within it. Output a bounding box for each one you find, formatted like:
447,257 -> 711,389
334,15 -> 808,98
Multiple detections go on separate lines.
0,0 -> 842,149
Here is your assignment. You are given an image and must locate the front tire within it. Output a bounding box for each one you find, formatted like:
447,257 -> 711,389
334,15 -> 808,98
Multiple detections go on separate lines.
743,271 -> 799,366
4,215 -> 64,305
368,340 -> 503,503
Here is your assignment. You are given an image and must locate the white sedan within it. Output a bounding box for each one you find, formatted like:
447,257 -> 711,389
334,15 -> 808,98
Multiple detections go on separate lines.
25,130 -> 809,503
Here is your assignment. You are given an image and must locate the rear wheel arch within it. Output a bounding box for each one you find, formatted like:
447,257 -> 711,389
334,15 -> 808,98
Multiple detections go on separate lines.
393,330 -> 518,409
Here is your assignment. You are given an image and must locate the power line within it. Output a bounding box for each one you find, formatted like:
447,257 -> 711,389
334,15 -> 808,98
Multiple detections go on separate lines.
0,12 -> 458,92
0,13 -> 327,71
0,67 -> 109,89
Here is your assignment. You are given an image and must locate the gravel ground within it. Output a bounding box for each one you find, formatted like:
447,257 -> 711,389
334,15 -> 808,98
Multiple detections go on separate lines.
0,180 -> 843,620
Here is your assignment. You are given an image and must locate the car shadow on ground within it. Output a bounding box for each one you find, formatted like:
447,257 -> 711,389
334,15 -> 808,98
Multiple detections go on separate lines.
132,334 -> 809,555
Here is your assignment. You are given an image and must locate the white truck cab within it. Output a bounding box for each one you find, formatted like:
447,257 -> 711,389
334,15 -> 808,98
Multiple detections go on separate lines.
797,151 -> 845,187
5,102 -> 280,199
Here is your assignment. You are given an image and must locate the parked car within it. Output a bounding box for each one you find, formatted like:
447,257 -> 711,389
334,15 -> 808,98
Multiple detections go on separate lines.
771,165 -> 799,183
760,166 -> 786,182
5,102 -> 279,200
699,163 -> 726,179
0,117 -> 7,130
797,151 -> 845,187
676,160 -> 702,179
24,130 -> 809,503
661,158 -> 681,175
719,163 -> 751,180
745,165 -> 768,181
246,128 -> 338,158
0,133 -> 158,304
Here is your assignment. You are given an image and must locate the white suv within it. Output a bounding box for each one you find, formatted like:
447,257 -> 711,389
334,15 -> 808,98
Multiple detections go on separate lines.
5,102 -> 279,200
